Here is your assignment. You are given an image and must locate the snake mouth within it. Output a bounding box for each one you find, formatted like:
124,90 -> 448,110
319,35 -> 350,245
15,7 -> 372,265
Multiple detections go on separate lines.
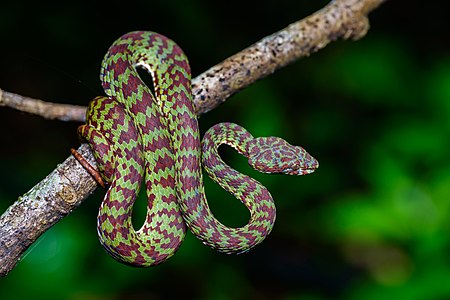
301,167 -> 318,175
287,161 -> 319,176
286,168 -> 316,176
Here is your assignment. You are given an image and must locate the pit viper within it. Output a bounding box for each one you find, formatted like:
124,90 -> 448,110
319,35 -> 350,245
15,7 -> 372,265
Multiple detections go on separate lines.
73,31 -> 319,266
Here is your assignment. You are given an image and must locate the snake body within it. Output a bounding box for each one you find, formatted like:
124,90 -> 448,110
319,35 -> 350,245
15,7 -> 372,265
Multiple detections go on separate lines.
78,31 -> 318,266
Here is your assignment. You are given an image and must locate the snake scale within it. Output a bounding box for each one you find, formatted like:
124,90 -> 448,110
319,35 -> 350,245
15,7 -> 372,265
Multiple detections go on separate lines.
73,31 -> 319,266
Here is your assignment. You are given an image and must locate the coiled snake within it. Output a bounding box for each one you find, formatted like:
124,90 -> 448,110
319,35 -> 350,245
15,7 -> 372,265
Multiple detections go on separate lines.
72,31 -> 319,266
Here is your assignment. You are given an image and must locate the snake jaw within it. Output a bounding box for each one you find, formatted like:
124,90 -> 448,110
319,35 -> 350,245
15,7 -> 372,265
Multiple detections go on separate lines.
285,158 -> 319,176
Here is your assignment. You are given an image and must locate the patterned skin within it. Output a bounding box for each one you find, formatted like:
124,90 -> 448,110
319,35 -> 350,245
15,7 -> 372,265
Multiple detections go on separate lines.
76,31 -> 319,266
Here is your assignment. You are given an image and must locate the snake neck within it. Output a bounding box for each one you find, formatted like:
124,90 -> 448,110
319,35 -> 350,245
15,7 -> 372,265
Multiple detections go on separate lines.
203,122 -> 254,157
201,122 -> 256,193
201,123 -> 255,197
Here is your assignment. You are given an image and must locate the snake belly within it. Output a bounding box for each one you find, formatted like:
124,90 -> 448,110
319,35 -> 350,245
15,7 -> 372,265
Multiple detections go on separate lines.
79,31 -> 319,266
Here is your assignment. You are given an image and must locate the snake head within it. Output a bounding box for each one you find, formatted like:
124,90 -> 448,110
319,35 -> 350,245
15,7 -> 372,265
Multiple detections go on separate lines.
247,137 -> 319,176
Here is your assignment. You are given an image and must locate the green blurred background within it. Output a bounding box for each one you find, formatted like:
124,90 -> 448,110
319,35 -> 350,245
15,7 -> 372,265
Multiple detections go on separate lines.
1,0 -> 449,299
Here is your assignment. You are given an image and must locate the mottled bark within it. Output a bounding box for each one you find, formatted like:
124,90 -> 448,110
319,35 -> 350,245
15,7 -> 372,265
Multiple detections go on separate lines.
0,144 -> 97,275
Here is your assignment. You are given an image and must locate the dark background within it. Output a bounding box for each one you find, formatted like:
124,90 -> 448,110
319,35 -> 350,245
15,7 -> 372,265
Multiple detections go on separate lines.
1,0 -> 450,299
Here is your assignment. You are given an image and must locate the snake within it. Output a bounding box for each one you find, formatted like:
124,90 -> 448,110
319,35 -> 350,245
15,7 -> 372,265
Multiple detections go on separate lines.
73,31 -> 319,267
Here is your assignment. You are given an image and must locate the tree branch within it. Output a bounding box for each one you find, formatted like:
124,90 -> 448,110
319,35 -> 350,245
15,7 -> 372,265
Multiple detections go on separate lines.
0,0 -> 386,277
0,89 -> 87,121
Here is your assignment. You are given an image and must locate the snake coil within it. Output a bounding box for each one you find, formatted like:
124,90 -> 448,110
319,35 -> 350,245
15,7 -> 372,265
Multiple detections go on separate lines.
74,31 -> 319,266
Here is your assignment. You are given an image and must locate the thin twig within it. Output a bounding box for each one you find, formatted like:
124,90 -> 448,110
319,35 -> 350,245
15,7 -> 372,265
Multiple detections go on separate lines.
0,0 -> 386,277
0,89 -> 87,122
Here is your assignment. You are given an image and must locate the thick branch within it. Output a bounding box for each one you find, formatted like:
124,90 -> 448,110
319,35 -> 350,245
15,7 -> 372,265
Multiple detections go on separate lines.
0,0 -> 386,277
